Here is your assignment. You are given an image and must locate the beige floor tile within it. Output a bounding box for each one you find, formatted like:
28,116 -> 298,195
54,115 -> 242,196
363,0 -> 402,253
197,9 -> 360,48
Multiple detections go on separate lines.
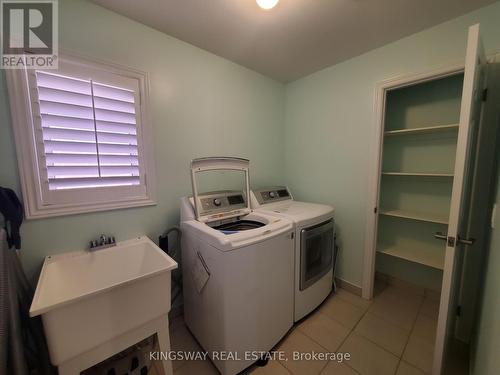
278,330 -> 329,375
339,333 -> 399,375
424,289 -> 441,302
336,288 -> 372,310
320,296 -> 365,330
384,281 -> 425,297
396,361 -> 427,375
250,360 -> 292,375
368,292 -> 421,331
169,315 -> 186,333
170,325 -> 203,370
378,287 -> 424,309
403,334 -> 434,374
173,358 -> 219,375
419,298 -> 440,320
297,311 -> 350,352
320,360 -> 359,375
354,313 -> 410,357
374,287 -> 424,309
412,315 -> 437,343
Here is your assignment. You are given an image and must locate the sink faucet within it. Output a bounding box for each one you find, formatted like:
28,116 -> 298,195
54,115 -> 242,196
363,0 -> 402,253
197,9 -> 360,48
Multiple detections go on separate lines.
89,234 -> 116,251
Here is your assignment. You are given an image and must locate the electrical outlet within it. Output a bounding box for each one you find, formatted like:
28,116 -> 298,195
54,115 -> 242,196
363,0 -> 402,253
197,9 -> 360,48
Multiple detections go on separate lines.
492,203 -> 497,229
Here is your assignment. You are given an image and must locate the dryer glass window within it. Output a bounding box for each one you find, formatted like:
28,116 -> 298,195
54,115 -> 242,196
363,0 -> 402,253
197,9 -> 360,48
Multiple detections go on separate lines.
300,220 -> 334,291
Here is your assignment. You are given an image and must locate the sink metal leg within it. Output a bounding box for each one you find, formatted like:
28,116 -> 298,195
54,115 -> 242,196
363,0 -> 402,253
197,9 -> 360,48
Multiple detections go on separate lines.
155,316 -> 173,375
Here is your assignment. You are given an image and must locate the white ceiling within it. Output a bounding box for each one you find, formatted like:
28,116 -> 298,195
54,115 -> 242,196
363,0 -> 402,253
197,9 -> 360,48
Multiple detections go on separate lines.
92,0 -> 496,82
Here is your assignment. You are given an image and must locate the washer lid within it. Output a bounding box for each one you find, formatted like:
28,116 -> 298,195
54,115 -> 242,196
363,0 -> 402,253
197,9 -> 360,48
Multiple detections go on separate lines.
190,157 -> 251,222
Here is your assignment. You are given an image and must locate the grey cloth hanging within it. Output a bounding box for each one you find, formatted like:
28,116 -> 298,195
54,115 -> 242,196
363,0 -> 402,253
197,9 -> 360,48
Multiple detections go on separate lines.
0,230 -> 55,375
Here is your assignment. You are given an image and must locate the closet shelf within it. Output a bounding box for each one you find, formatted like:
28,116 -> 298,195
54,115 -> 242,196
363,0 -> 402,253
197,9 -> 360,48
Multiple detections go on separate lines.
384,124 -> 459,136
379,209 -> 449,225
377,244 -> 445,270
382,172 -> 454,177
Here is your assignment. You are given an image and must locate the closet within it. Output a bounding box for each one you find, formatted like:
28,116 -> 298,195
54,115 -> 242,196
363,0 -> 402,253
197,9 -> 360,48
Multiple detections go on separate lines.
366,23 -> 493,374
375,73 -> 464,291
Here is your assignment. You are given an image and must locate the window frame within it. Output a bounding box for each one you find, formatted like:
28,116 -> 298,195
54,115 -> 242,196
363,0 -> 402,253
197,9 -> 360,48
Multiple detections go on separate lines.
5,52 -> 157,219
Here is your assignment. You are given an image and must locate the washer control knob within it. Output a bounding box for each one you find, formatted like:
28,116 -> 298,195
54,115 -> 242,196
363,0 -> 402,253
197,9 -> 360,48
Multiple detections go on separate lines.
269,191 -> 277,198
213,198 -> 222,206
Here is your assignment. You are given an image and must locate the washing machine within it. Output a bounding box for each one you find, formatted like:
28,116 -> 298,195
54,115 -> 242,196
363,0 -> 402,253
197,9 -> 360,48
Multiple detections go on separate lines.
250,187 -> 336,322
180,158 -> 294,375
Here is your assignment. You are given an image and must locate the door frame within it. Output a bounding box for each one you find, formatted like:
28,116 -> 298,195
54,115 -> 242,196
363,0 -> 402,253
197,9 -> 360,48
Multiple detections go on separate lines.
362,63 -> 465,300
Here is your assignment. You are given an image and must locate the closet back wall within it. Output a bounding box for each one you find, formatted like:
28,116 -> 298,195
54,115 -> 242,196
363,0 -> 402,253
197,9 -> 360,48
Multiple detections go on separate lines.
0,0 -> 286,278
284,1 -> 500,288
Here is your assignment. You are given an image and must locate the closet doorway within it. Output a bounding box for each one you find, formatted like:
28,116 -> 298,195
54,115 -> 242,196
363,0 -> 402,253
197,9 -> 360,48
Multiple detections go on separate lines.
363,24 -> 496,375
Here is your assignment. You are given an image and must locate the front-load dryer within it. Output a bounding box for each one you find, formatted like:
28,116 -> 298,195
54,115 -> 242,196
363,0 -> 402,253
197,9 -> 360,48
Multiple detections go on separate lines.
180,158 -> 294,375
250,187 -> 336,322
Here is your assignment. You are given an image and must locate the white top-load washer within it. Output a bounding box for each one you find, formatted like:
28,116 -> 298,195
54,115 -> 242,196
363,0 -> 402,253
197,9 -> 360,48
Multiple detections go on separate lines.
180,158 -> 295,375
250,187 -> 336,322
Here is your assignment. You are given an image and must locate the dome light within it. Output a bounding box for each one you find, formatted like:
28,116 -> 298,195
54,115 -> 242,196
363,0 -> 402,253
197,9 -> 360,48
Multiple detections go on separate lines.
256,0 -> 279,10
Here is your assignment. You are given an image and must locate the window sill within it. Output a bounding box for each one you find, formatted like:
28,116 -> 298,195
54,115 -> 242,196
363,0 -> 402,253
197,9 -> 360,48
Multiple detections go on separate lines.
26,198 -> 157,220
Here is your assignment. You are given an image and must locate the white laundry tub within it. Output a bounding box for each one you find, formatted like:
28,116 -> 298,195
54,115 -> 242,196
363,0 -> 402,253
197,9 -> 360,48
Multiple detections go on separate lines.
30,236 -> 177,374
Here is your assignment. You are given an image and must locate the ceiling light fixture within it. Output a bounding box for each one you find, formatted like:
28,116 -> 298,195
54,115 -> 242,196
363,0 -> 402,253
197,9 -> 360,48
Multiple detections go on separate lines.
256,0 -> 279,10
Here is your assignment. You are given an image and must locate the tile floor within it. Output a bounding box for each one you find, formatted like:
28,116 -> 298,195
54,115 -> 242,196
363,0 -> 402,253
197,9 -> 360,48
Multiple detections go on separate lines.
153,282 -> 443,375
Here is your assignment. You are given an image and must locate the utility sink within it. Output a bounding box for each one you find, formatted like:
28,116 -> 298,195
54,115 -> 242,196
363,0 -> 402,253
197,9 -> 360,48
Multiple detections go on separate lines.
30,236 -> 178,371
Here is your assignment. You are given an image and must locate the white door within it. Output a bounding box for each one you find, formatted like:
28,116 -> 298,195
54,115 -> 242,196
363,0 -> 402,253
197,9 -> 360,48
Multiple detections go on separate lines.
432,23 -> 487,374
455,50 -> 500,343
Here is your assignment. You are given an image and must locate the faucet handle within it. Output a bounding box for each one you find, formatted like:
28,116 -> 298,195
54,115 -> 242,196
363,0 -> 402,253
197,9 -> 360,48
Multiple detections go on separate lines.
99,234 -> 107,245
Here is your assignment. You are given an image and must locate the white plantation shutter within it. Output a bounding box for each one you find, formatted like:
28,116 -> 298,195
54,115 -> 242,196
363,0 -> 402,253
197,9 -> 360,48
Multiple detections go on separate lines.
7,55 -> 156,218
34,71 -> 141,190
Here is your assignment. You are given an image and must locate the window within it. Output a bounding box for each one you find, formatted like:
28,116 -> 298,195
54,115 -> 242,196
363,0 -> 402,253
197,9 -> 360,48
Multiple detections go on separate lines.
6,54 -> 156,218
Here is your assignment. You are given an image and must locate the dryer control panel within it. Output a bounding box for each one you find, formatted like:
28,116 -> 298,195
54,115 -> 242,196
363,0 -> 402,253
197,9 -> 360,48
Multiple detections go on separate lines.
254,187 -> 292,205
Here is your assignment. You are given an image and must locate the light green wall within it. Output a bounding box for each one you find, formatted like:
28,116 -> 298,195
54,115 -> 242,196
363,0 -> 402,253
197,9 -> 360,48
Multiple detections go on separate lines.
284,1 -> 500,287
0,0 -> 286,278
1,0 -> 500,344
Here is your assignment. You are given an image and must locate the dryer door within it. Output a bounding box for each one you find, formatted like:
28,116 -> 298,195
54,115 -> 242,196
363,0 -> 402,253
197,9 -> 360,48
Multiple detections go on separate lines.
300,219 -> 334,291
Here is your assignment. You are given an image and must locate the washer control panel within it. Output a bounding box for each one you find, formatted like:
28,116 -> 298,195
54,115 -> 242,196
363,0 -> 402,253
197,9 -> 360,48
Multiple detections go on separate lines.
197,191 -> 247,216
254,187 -> 292,205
